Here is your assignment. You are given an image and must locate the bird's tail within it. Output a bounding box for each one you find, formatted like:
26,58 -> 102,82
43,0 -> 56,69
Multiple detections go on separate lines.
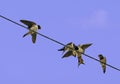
58,48 -> 64,51
23,32 -> 30,38
78,55 -> 84,67
103,67 -> 106,73
102,63 -> 106,73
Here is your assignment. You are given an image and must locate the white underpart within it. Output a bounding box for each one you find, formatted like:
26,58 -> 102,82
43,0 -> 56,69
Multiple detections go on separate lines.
77,47 -> 84,53
72,50 -> 77,56
30,25 -> 38,33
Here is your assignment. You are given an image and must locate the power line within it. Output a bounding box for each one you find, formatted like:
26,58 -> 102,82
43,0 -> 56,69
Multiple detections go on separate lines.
0,15 -> 65,46
83,53 -> 120,71
0,15 -> 120,72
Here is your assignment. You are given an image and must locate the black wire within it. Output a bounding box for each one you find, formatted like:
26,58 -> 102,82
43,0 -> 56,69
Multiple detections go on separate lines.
1,15 -> 120,72
0,15 -> 65,46
83,53 -> 120,71
0,15 -> 27,28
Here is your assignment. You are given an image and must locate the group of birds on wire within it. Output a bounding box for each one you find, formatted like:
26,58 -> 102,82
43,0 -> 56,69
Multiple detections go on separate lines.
0,15 -> 120,74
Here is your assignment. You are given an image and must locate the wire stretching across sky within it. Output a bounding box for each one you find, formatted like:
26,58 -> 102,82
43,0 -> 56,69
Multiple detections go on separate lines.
0,15 -> 65,46
0,15 -> 120,72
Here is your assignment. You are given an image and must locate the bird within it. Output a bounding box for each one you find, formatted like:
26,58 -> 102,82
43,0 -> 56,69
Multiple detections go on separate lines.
58,42 -> 78,58
58,42 -> 74,51
76,43 -> 92,66
62,50 -> 77,58
20,20 -> 41,43
58,42 -> 75,53
58,43 -> 92,67
98,54 -> 106,73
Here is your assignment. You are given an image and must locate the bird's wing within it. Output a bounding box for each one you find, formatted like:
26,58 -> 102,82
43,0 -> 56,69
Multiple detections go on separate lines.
20,20 -> 36,28
62,51 -> 73,58
58,47 -> 65,51
80,43 -> 92,50
31,33 -> 37,43
23,31 -> 31,37
66,42 -> 73,45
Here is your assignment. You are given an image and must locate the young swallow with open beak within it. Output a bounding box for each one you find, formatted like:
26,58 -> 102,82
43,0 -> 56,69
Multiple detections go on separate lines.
20,20 -> 41,43
76,43 -> 92,66
98,54 -> 106,73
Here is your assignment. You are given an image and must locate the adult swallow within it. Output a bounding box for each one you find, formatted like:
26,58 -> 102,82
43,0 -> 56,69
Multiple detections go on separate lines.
20,20 -> 41,43
76,43 -> 92,66
58,42 -> 77,58
98,54 -> 106,73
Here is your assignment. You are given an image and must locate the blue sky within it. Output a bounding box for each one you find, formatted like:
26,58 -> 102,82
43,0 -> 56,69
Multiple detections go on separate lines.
0,0 -> 120,84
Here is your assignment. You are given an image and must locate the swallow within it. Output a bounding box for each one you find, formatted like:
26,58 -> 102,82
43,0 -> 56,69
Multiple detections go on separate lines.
58,42 -> 74,51
58,42 -> 78,58
58,42 -> 76,53
76,43 -> 92,66
20,20 -> 41,43
98,54 -> 106,73
62,50 -> 77,58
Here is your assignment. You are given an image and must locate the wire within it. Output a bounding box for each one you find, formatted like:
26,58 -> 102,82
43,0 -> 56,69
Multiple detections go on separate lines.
1,15 -> 120,72
83,53 -> 120,71
0,15 -> 65,46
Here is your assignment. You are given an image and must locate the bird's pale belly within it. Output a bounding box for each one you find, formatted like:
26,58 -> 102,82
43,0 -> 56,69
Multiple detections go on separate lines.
29,25 -> 38,34
77,48 -> 84,53
31,26 -> 38,31
30,25 -> 38,31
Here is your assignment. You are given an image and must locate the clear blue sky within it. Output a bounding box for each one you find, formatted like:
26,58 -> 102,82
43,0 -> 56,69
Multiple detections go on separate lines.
0,0 -> 120,84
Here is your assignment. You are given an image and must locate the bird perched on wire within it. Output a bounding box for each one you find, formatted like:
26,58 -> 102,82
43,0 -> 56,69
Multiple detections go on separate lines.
98,54 -> 106,73
58,42 -> 92,67
76,43 -> 92,66
20,20 -> 41,43
58,42 -> 78,58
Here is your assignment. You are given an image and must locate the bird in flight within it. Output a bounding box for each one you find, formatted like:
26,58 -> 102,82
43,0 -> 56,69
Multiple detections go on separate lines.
20,20 -> 41,43
98,54 -> 106,73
